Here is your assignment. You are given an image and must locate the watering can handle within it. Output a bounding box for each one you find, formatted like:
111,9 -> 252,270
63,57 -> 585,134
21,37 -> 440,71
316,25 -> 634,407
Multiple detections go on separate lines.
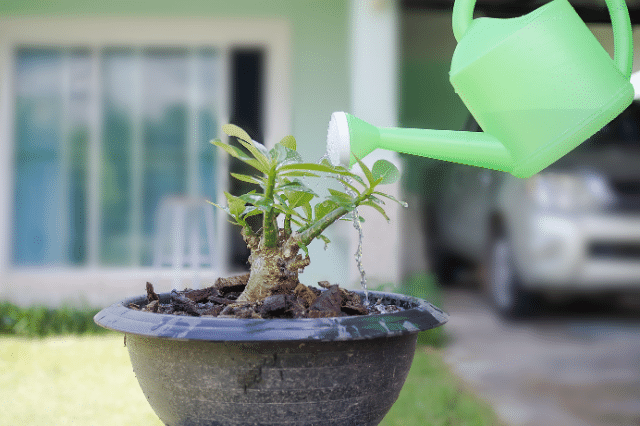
452,0 -> 633,79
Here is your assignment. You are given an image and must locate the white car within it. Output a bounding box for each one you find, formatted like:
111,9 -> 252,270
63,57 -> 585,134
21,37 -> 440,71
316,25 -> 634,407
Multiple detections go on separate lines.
429,101 -> 640,316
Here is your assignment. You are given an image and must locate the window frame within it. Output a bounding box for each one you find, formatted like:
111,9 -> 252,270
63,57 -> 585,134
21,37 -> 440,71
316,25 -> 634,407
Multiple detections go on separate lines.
0,16 -> 291,305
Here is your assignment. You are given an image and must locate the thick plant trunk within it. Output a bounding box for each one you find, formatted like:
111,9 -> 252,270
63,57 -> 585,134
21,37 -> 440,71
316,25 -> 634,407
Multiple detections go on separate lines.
238,250 -> 289,302
237,243 -> 309,303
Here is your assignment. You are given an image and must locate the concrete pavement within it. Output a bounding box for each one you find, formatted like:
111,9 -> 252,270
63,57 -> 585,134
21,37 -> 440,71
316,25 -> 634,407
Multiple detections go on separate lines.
442,289 -> 640,426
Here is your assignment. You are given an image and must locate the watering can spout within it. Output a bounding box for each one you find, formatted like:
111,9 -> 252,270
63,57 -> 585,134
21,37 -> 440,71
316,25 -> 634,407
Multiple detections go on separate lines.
327,112 -> 515,175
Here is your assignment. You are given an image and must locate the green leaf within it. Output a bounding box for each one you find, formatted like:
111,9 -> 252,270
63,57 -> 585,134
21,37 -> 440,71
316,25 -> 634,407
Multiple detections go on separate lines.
241,205 -> 258,215
327,162 -> 364,181
278,179 -> 316,195
301,203 -> 313,220
239,193 -> 273,208
279,171 -> 320,178
252,140 -> 270,156
212,140 -> 269,174
272,203 -> 301,219
243,158 -> 270,174
341,171 -> 365,185
224,217 -> 242,227
211,140 -> 249,160
331,176 -> 361,196
207,199 -> 228,213
373,191 -> 408,207
224,191 -> 246,217
328,188 -> 355,207
237,139 -> 272,170
369,195 -> 385,205
371,159 -> 399,185
289,216 -> 308,229
270,143 -> 288,163
298,241 -> 309,257
318,234 -> 331,250
222,124 -> 252,142
361,201 -> 390,222
355,155 -> 375,186
314,200 -> 339,220
278,135 -> 296,151
274,192 -> 288,204
278,162 -> 337,173
286,191 -> 315,208
271,144 -> 303,166
282,147 -> 302,164
276,180 -> 303,191
230,173 -> 264,186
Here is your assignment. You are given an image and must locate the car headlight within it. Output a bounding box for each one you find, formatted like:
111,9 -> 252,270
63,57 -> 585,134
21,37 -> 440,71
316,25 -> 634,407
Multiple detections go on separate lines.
526,171 -> 616,211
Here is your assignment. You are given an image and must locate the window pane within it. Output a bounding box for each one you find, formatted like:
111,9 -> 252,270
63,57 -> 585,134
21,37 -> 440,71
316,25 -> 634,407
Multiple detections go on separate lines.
101,48 -> 134,265
197,49 -> 220,206
67,49 -> 92,265
13,48 -> 92,266
12,45 -> 223,269
139,48 -> 189,265
13,48 -> 64,266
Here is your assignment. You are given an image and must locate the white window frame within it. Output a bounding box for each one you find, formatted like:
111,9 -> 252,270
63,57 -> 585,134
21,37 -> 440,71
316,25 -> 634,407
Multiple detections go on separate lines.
0,17 -> 291,306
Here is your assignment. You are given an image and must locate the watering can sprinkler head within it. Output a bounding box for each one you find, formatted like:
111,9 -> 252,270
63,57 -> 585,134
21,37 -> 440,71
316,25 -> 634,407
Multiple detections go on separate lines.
328,0 -> 634,178
327,111 -> 379,168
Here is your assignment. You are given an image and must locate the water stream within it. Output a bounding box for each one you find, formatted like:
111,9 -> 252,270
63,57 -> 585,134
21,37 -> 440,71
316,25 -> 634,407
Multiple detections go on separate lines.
350,206 -> 369,305
317,154 -> 369,304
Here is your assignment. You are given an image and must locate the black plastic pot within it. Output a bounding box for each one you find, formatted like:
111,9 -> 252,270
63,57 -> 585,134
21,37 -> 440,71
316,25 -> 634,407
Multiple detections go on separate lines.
94,290 -> 448,426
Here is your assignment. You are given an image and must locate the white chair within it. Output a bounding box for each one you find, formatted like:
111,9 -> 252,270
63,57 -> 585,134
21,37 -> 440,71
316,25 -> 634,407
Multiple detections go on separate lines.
153,195 -> 217,288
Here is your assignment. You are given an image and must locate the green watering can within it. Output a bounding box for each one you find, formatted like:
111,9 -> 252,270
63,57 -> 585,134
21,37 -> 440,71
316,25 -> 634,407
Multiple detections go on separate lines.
327,0 -> 634,178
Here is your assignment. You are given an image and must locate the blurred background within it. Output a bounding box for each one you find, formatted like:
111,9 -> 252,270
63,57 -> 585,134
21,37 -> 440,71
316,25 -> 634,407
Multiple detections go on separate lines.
4,0 -> 640,424
3,0 -> 640,307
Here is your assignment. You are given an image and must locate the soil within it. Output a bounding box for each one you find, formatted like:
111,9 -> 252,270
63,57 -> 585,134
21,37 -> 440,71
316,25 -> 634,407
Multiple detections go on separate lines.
128,275 -> 402,319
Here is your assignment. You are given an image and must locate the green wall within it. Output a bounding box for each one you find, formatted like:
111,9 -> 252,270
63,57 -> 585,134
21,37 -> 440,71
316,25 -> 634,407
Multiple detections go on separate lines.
400,59 -> 468,197
1,0 -> 350,160
400,10 -> 469,197
401,60 -> 467,131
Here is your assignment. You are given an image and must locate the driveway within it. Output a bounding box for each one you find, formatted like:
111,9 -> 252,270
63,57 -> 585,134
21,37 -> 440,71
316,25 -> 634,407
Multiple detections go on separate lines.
442,289 -> 640,426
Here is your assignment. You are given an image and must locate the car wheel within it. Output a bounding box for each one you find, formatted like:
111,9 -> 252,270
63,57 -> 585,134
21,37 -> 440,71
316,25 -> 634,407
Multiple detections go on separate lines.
486,235 -> 529,318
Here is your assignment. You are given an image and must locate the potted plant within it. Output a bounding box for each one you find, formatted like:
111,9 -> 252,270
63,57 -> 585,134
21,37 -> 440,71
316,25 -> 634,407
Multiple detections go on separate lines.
94,124 -> 448,426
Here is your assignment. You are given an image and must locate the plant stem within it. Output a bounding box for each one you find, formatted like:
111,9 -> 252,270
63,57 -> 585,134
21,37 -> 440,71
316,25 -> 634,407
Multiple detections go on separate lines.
261,165 -> 278,248
284,214 -> 292,237
297,205 -> 350,246
296,189 -> 372,247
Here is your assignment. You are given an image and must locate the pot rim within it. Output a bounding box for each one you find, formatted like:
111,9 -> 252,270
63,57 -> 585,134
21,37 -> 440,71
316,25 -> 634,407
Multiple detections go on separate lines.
94,290 -> 448,342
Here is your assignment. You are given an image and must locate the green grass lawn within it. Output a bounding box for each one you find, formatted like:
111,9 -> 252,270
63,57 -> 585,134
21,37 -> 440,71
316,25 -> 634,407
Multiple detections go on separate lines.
1,335 -> 500,426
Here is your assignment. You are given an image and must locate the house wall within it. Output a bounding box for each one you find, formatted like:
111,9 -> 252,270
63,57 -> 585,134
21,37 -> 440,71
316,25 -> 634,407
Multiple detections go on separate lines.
0,0 -> 367,304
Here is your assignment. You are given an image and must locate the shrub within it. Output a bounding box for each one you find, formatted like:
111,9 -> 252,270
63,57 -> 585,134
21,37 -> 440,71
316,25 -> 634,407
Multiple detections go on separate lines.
0,302 -> 108,337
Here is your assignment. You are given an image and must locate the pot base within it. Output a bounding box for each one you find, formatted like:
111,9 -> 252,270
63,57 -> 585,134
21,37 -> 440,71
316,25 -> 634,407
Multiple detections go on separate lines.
126,333 -> 417,426
95,290 -> 448,425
